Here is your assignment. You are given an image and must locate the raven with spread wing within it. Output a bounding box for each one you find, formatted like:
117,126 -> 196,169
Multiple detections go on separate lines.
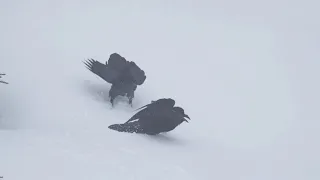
0,73 -> 8,84
108,98 -> 190,135
84,53 -> 146,106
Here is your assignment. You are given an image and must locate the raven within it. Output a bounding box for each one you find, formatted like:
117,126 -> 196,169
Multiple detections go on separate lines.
83,53 -> 146,106
0,73 -> 8,84
108,98 -> 190,135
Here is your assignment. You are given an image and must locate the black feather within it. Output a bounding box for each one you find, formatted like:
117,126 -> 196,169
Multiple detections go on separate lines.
0,73 -> 8,84
83,53 -> 147,106
110,98 -> 189,135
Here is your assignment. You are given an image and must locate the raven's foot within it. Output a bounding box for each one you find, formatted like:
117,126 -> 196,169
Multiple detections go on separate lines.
110,97 -> 115,107
128,98 -> 134,107
128,99 -> 133,107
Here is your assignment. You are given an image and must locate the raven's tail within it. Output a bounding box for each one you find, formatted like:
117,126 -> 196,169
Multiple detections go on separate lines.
108,121 -> 145,134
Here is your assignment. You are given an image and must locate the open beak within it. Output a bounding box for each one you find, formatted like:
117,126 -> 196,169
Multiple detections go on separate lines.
183,114 -> 190,123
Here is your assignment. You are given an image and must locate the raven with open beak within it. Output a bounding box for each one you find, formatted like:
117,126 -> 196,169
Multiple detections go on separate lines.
108,98 -> 190,135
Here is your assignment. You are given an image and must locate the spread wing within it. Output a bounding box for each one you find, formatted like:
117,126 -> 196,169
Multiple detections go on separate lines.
128,62 -> 146,85
84,53 -> 146,86
83,59 -> 120,84
124,98 -> 175,124
0,73 -> 8,84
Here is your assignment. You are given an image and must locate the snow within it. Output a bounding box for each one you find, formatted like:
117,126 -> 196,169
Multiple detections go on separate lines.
0,0 -> 319,179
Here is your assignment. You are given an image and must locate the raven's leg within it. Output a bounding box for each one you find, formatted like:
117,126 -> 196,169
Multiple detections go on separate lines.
127,91 -> 134,107
110,97 -> 114,107
109,85 -> 117,107
128,97 -> 133,107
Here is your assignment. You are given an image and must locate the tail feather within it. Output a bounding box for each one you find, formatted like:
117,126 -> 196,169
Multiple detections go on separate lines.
108,121 -> 144,134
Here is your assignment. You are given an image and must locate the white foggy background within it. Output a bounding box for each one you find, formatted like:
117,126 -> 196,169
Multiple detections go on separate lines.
0,0 -> 319,180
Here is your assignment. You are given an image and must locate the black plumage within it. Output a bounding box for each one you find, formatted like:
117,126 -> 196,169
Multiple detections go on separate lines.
83,53 -> 146,106
0,73 -> 8,84
108,98 -> 190,135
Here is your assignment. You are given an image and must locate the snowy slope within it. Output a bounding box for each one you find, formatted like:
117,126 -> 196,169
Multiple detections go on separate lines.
0,0 -> 319,180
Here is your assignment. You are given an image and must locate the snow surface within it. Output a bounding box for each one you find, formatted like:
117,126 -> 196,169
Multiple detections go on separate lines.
0,0 -> 319,179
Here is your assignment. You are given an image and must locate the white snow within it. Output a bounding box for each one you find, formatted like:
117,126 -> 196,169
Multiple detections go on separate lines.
0,0 -> 319,179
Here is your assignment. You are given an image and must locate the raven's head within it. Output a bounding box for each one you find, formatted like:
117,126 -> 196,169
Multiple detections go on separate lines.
173,107 -> 190,123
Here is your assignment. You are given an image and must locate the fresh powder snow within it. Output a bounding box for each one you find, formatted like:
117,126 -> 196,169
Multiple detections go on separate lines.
0,0 -> 319,180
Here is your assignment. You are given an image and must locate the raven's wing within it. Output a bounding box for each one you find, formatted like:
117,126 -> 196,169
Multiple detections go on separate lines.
135,98 -> 175,111
107,53 -> 129,72
124,104 -> 152,123
140,110 -> 186,134
128,62 -> 146,85
83,59 -> 120,84
124,98 -> 175,124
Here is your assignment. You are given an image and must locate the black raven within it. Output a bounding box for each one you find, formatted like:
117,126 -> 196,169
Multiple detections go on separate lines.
108,98 -> 190,135
0,73 -> 8,84
83,53 -> 146,106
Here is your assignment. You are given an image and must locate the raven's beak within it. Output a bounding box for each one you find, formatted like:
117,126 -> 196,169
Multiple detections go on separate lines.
183,114 -> 190,123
